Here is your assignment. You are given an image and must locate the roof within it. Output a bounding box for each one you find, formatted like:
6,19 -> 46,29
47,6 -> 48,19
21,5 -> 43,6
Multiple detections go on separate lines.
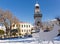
35,3 -> 39,6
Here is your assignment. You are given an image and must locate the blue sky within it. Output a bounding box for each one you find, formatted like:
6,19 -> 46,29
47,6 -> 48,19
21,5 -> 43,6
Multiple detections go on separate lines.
0,0 -> 60,24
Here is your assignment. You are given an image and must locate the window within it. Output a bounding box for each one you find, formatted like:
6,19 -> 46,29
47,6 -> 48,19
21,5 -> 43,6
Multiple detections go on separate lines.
37,21 -> 40,26
13,24 -> 15,27
27,30 -> 28,32
29,25 -> 30,27
22,25 -> 23,28
16,24 -> 18,27
24,25 -> 25,27
22,30 -> 23,32
26,25 -> 28,28
19,25 -> 20,27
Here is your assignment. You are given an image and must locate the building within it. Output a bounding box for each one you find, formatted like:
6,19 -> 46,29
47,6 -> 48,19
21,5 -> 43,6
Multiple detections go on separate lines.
32,0 -> 43,33
11,22 -> 33,36
19,22 -> 33,36
11,23 -> 18,30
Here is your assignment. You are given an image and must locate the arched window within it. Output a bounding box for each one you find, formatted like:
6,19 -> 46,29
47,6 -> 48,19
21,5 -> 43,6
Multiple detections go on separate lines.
22,30 -> 23,32
37,21 -> 40,26
22,25 -> 23,28
13,24 -> 15,27
24,25 -> 25,27
29,25 -> 30,27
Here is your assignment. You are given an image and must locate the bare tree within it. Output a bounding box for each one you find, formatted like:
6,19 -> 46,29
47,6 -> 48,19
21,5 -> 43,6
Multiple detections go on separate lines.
12,16 -> 20,36
0,9 -> 20,37
0,9 -> 4,23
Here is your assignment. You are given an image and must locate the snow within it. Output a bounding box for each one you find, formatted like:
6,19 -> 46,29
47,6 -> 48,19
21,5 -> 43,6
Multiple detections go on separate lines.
0,37 -> 60,44
0,24 -> 60,44
0,40 -> 60,44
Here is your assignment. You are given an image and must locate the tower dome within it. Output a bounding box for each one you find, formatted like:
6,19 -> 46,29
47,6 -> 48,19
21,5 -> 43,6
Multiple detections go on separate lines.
34,2 -> 42,19
35,3 -> 39,7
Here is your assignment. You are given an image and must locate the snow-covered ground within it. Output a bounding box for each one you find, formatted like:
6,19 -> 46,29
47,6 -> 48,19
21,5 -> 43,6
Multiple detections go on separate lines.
0,37 -> 60,44
0,40 -> 60,44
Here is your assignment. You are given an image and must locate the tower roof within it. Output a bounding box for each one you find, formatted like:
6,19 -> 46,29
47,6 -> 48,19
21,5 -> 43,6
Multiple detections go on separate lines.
35,3 -> 39,6
35,0 -> 39,6
34,0 -> 42,19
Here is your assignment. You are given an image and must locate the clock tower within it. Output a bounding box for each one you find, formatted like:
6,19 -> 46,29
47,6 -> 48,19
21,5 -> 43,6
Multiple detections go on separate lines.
34,1 -> 42,27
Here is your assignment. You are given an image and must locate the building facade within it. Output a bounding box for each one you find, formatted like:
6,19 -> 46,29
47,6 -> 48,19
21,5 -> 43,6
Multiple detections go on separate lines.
19,22 -> 33,36
11,22 -> 33,36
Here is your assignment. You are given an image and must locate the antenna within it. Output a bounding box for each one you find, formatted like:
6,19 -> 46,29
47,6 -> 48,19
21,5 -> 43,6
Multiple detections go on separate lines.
36,0 -> 38,4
